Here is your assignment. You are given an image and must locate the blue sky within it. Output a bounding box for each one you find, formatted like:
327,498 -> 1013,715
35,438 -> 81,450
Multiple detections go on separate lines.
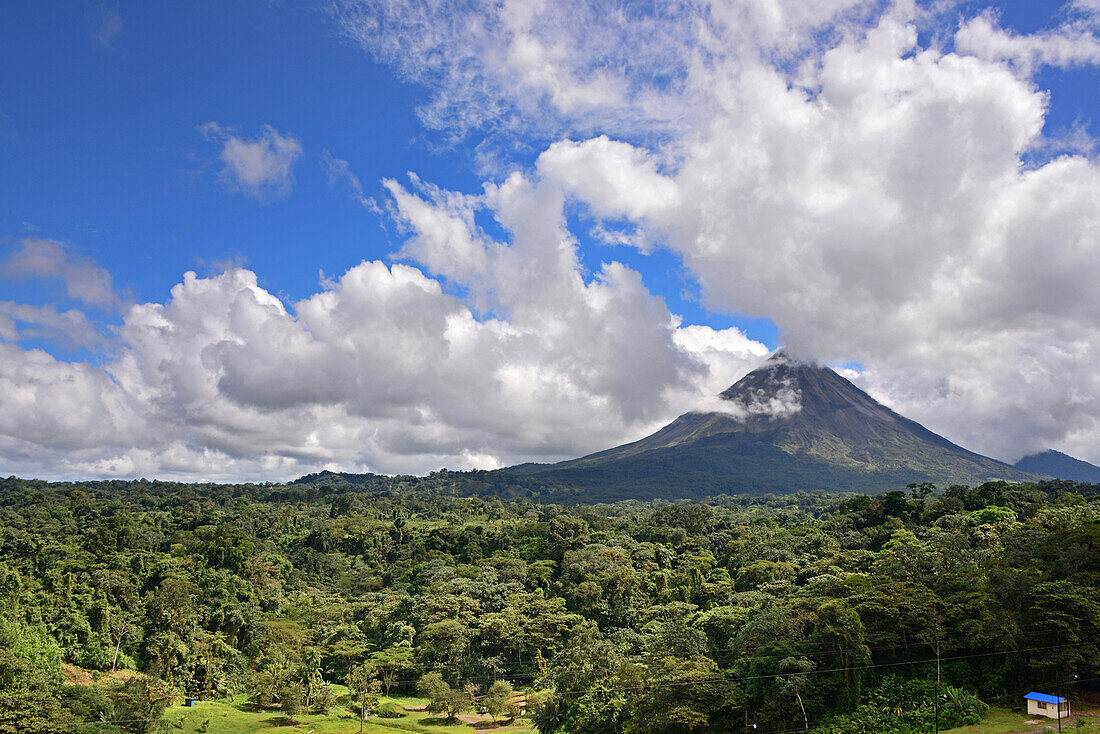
1,1 -> 1099,479
2,1 -> 744,350
3,3 -> 434,322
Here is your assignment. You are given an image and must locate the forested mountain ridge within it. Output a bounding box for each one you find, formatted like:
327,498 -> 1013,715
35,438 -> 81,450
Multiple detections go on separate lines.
0,474 -> 1097,733
1015,449 -> 1100,482
517,353 -> 1041,500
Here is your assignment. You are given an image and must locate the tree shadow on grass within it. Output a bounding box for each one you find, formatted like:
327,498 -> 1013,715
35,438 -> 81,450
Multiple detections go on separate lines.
472,720 -> 520,730
234,702 -> 267,713
260,715 -> 299,726
420,716 -> 462,726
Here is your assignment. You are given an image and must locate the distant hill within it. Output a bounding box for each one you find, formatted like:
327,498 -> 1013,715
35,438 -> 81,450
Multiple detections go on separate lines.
514,351 -> 1040,500
290,469 -> 389,486
1014,449 -> 1100,483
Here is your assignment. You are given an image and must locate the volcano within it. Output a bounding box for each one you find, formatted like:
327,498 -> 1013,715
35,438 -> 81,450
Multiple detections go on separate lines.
517,352 -> 1041,499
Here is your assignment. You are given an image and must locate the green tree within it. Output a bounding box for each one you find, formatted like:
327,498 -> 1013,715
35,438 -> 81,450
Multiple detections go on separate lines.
440,688 -> 474,721
348,664 -> 381,733
108,676 -> 171,734
417,672 -> 472,721
939,686 -> 988,728
778,656 -> 814,731
533,623 -> 629,734
311,682 -> 336,714
279,683 -> 303,724
0,648 -> 73,734
108,615 -> 135,673
369,645 -> 414,696
812,600 -> 871,710
627,656 -> 741,734
484,680 -> 516,721
418,671 -> 448,702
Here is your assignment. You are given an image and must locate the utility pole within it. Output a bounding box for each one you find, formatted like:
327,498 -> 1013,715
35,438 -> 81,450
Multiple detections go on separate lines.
1058,674 -> 1077,733
934,676 -> 940,734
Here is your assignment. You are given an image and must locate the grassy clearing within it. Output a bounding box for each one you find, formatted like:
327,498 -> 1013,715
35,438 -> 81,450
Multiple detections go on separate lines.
941,708 -> 1035,734
162,694 -> 533,734
942,707 -> 1100,734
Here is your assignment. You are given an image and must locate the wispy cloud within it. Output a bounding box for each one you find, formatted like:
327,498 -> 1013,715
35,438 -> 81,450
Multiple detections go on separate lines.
331,0 -> 880,148
0,301 -> 106,351
1073,0 -> 1100,17
84,1 -> 122,50
321,150 -> 377,210
955,10 -> 1100,71
199,122 -> 303,202
1,238 -> 118,310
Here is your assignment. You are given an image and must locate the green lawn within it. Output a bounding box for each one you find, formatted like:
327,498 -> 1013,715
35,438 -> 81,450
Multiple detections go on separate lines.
162,694 -> 530,734
941,708 -> 1034,734
943,707 -> 1100,734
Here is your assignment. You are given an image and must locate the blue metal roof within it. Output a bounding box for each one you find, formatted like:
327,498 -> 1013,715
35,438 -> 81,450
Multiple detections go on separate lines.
1024,692 -> 1066,704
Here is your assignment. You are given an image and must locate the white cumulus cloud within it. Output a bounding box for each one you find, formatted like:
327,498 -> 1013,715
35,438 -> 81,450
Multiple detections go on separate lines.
0,182 -> 766,479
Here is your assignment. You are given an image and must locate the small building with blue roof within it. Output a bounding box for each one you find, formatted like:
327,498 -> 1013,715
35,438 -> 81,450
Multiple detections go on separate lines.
1024,691 -> 1069,719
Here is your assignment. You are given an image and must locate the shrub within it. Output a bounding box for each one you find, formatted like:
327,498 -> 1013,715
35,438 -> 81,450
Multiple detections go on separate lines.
938,686 -> 988,729
311,683 -> 335,714
376,702 -> 406,719
279,683 -> 303,723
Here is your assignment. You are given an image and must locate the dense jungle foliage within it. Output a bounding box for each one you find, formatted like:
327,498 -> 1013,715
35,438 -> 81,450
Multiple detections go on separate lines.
0,474 -> 1098,733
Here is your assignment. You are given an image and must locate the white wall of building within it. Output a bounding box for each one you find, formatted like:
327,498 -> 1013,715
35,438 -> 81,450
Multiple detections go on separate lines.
1027,698 -> 1069,719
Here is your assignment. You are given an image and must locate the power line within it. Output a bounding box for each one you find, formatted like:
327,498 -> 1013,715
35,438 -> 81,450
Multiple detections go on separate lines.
351,623 -> 1090,687
311,638 -> 1087,691
537,641 -> 1090,698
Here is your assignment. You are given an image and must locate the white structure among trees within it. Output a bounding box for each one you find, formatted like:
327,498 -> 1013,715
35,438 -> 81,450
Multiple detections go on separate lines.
1024,692 -> 1069,719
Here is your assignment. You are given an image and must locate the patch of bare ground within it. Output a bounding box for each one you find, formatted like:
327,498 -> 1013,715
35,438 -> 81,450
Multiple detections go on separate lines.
61,663 -> 143,686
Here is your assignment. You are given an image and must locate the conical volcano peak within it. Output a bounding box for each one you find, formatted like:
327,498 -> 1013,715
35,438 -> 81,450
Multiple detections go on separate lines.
719,352 -> 880,421
766,348 -> 792,364
717,348 -> 845,413
717,354 -> 804,421
733,348 -> 825,391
